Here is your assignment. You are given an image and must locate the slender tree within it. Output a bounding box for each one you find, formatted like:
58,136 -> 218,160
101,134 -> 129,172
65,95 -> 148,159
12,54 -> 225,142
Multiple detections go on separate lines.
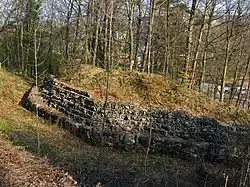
142,0 -> 156,73
182,0 -> 197,85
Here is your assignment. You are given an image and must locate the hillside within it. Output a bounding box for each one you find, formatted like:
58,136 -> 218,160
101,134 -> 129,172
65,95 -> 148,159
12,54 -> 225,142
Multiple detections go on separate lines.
0,68 -> 208,186
59,64 -> 250,124
0,67 -> 248,186
0,69 -> 77,186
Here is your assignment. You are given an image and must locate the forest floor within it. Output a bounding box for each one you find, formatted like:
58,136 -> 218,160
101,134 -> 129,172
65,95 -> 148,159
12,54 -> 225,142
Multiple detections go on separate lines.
0,67 -> 245,186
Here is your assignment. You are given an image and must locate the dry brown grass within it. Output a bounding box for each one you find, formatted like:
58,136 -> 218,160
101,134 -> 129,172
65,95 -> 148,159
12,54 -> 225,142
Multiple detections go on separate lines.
59,64 -> 250,124
0,68 -> 181,185
0,67 -> 244,186
0,133 -> 76,187
0,69 -> 78,186
0,68 -> 212,186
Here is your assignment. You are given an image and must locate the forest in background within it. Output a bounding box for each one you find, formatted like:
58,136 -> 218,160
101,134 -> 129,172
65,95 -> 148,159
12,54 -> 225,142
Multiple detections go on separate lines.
1,0 -> 250,106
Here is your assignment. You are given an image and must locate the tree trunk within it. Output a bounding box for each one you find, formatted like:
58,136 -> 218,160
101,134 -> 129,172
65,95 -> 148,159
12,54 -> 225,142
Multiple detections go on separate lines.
73,0 -> 82,57
228,42 -> 243,105
65,0 -> 74,60
142,0 -> 156,73
129,0 -> 135,71
182,0 -> 197,86
134,0 -> 142,70
189,0 -> 209,89
108,0 -> 114,69
236,56 -> 250,107
220,0 -> 238,102
85,0 -> 91,63
93,1 -> 100,66
242,74 -> 250,109
163,0 -> 170,77
199,0 -> 216,92
220,24 -> 231,102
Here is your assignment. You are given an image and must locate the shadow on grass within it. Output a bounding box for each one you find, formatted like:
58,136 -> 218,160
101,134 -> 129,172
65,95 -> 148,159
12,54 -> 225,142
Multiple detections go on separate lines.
5,126 -> 238,187
7,128 -> 202,187
0,114 -> 243,187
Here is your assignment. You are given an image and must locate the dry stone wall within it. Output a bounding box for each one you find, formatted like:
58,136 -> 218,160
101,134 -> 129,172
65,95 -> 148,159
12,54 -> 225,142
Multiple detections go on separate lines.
20,78 -> 250,164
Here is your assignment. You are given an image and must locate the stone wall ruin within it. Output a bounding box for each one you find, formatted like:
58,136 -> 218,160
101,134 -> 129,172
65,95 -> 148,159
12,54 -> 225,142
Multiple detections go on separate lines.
20,78 -> 250,164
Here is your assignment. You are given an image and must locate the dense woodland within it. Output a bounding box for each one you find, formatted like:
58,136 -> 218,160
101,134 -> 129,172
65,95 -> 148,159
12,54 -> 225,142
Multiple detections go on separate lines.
1,0 -> 250,106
